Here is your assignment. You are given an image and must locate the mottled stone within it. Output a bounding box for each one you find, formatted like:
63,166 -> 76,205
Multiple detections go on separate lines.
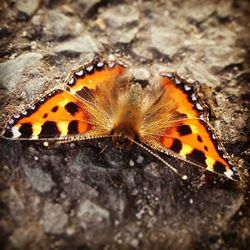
9,223 -> 43,249
77,199 -> 110,229
180,1 -> 216,23
109,27 -> 138,44
42,10 -> 84,40
42,202 -> 68,234
173,59 -> 220,87
133,67 -> 151,82
150,26 -> 186,57
101,4 -> 140,28
16,0 -> 40,16
54,34 -> 103,53
6,186 -> 25,223
144,163 -> 160,178
0,53 -> 43,90
24,166 -> 55,193
77,0 -> 102,15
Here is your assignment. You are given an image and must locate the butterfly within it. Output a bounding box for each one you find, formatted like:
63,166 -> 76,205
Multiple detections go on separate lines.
1,57 -> 241,181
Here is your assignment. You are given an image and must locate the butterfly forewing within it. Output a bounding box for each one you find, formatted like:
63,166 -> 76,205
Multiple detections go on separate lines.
2,89 -> 95,139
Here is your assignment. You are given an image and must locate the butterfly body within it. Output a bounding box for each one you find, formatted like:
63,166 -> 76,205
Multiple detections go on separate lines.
1,57 -> 242,182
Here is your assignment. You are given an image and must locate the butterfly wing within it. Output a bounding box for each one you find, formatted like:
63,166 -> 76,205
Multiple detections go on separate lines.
141,72 -> 240,181
2,89 -> 97,139
2,58 -> 127,140
63,57 -> 126,100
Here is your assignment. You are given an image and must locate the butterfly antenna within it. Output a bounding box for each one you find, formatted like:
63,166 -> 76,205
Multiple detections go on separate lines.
127,137 -> 188,180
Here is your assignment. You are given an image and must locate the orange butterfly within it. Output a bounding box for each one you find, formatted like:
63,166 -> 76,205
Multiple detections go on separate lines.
1,57 -> 241,181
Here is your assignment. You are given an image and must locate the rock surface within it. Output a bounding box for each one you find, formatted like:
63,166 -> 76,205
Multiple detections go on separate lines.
0,1 -> 249,250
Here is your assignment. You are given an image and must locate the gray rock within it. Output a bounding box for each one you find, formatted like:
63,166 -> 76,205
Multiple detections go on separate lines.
132,43 -> 154,60
110,27 -> 138,44
64,179 -> 98,200
77,0 -> 102,15
101,4 -> 140,28
9,223 -> 43,249
42,202 -> 68,234
24,166 -> 55,193
77,199 -> 110,229
150,26 -> 186,57
42,10 -> 84,40
180,1 -> 216,23
133,67 -> 151,82
16,0 -> 40,16
0,53 -> 43,90
144,163 -> 160,178
6,186 -> 25,223
204,44 -> 243,72
54,34 -> 103,53
173,58 -> 221,87
18,70 -> 51,102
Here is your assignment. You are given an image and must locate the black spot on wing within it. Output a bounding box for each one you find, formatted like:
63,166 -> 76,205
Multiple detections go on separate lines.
65,102 -> 78,115
39,121 -> 60,138
68,120 -> 78,134
2,128 -> 13,138
204,146 -> 208,151
43,113 -> 48,119
213,161 -> 226,174
170,138 -> 182,153
197,135 -> 203,142
187,149 -> 207,166
19,123 -> 33,138
51,106 -> 59,112
177,125 -> 192,136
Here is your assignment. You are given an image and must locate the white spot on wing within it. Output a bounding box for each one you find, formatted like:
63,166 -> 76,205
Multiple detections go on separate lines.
12,126 -> 21,138
196,103 -> 203,110
68,78 -> 75,85
108,62 -> 115,68
184,85 -> 191,91
175,78 -> 181,84
191,93 -> 197,101
224,169 -> 234,179
86,65 -> 94,72
166,72 -> 173,78
97,62 -> 104,68
75,70 -> 84,77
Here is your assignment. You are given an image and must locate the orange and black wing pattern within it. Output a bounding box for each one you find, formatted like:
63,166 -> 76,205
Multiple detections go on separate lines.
2,58 -> 127,140
2,89 -> 93,139
141,72 -> 240,181
63,57 -> 126,100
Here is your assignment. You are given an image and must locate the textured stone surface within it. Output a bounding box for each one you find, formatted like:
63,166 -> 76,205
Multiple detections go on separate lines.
101,4 -> 140,28
77,199 -> 110,229
16,0 -> 40,16
0,0 -> 249,250
42,10 -> 84,40
54,34 -> 103,53
42,202 -> 68,235
0,53 -> 43,90
24,166 -> 55,193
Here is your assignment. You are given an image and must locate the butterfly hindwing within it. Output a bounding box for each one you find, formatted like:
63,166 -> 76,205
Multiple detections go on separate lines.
142,72 -> 240,181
